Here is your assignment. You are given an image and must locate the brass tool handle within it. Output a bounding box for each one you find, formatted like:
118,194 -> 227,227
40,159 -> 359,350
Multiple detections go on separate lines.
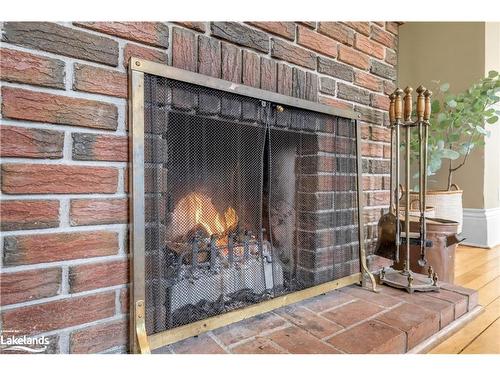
424,89 -> 432,121
394,88 -> 403,120
403,86 -> 413,122
389,93 -> 396,125
416,85 -> 426,120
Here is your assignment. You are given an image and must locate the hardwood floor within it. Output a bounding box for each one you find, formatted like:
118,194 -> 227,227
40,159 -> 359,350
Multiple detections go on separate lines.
429,244 -> 500,354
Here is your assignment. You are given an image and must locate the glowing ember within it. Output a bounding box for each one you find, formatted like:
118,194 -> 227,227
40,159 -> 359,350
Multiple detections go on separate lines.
170,192 -> 239,240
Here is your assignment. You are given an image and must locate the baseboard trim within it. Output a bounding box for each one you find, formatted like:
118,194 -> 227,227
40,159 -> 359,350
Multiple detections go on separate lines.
462,207 -> 500,248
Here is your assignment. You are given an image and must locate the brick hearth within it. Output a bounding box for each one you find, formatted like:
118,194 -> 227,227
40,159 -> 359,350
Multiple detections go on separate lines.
153,280 -> 479,354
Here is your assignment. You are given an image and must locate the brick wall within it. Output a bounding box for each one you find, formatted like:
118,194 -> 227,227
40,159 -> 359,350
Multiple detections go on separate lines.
0,21 -> 399,353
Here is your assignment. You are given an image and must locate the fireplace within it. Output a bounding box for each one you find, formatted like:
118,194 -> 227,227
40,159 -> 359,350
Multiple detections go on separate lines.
129,58 -> 372,353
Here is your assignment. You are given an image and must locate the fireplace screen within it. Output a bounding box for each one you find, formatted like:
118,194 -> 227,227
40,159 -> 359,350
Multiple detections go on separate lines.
129,59 -> 372,352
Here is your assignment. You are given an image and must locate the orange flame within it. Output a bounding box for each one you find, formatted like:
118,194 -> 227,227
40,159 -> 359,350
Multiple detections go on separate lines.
171,192 -> 238,239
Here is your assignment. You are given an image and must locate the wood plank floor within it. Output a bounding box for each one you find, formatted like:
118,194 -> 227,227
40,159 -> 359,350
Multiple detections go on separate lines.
429,244 -> 500,354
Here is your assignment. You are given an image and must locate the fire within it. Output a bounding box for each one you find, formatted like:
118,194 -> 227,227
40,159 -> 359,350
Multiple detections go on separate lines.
170,192 -> 238,240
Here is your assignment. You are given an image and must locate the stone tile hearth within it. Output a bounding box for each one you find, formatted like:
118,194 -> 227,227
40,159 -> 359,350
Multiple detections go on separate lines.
153,279 -> 479,354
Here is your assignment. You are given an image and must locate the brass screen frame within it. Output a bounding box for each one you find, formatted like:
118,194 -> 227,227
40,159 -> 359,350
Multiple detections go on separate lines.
128,58 -> 375,354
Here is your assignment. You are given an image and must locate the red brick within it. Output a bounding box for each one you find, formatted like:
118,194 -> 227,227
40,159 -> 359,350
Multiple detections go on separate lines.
371,25 -> 398,49
221,42 -> 242,84
123,43 -> 167,68
174,22 -> 206,33
341,285 -> 400,307
362,142 -> 384,158
371,93 -> 390,110
70,198 -> 127,226
1,292 -> 116,335
0,48 -> 65,89
0,199 -> 60,231
384,80 -> 397,95
366,191 -> 390,206
70,319 -> 127,353
271,38 -> 316,69
300,290 -> 356,312
439,282 -> 478,311
69,259 -> 128,293
321,299 -> 384,327
247,22 -> 295,40
242,50 -> 260,88
198,35 -> 221,78
338,45 -> 370,70
260,57 -> 277,92
354,33 -> 384,59
72,133 -> 128,162
354,70 -> 383,92
1,164 -> 118,194
0,268 -> 61,306
389,291 -> 455,329
426,289 -> 468,319
3,231 -> 118,266
75,22 -> 168,48
386,22 -> 400,35
327,320 -> 406,353
172,27 -> 197,72
1,87 -> 117,130
277,63 -> 292,96
376,302 -> 440,349
276,305 -> 343,338
210,22 -> 269,53
170,333 -> 226,354
385,48 -> 397,66
371,126 -> 391,142
297,21 -> 316,29
363,175 -> 384,190
265,325 -> 341,354
0,125 -> 64,159
297,26 -> 338,58
213,312 -> 287,346
231,337 -> 286,354
3,22 -> 118,66
317,22 -> 355,45
384,144 -> 392,158
73,63 -> 127,98
344,22 -> 371,36
319,95 -> 353,110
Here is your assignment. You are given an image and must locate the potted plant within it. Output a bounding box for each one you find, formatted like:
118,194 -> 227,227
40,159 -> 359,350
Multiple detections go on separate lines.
407,70 -> 500,233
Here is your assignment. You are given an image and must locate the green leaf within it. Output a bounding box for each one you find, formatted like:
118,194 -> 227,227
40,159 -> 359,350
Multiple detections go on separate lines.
475,125 -> 488,135
440,83 -> 450,92
447,99 -> 457,108
488,70 -> 498,78
486,115 -> 499,124
440,149 -> 460,160
437,113 -> 447,123
431,100 -> 441,113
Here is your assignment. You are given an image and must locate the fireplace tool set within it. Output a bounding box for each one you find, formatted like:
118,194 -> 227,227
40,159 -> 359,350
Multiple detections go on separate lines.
375,86 -> 440,293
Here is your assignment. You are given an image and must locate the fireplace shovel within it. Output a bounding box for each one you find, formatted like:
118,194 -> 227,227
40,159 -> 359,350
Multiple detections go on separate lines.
374,91 -> 402,261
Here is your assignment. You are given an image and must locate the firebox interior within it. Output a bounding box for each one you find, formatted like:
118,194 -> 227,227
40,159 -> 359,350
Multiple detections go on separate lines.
142,73 -> 362,336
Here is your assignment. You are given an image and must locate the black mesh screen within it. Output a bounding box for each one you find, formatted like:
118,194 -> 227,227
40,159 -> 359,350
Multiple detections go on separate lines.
142,73 -> 361,335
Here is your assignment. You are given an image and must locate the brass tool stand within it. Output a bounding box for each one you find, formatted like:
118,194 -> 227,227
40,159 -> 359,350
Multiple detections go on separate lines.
379,86 -> 439,293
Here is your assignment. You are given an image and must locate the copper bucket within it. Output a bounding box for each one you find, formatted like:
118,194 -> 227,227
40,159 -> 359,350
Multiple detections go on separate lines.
394,217 -> 462,283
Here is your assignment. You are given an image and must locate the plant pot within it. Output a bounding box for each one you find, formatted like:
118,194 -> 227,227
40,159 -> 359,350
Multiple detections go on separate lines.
403,184 -> 463,233
398,199 -> 436,218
